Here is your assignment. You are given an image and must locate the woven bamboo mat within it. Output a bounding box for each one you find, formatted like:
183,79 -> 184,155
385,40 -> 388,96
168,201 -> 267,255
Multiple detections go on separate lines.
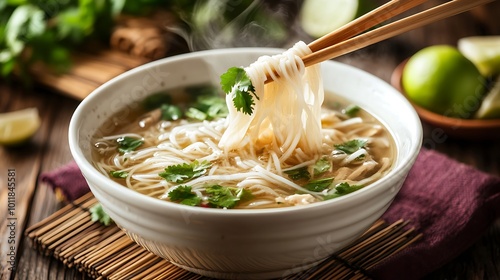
26,192 -> 422,280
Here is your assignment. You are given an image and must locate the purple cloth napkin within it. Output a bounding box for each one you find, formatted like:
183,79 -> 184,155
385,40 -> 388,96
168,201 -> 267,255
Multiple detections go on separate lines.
40,149 -> 500,279
370,149 -> 500,279
40,161 -> 89,202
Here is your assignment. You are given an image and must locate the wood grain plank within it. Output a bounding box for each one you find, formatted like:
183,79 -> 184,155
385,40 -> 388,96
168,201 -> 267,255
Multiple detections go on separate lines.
0,85 -> 52,279
14,91 -> 82,280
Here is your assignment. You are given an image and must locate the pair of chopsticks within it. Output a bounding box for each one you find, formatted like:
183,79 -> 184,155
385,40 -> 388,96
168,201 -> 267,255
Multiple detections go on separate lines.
302,0 -> 496,67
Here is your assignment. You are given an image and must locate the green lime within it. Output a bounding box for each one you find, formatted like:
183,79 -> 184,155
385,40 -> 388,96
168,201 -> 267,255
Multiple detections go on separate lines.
402,45 -> 486,118
299,0 -> 372,38
475,76 -> 500,119
0,108 -> 41,146
458,36 -> 500,77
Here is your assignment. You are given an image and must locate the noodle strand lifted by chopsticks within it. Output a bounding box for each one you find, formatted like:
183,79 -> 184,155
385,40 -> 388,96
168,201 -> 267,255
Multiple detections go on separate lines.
219,41 -> 323,160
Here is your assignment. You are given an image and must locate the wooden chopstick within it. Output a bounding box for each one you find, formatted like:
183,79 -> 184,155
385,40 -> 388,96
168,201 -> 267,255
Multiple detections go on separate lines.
263,0 -> 494,83
302,0 -> 496,67
308,0 -> 430,52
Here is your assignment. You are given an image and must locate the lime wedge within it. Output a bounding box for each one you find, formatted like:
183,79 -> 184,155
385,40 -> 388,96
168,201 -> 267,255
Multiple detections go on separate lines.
475,76 -> 500,119
458,36 -> 500,77
0,108 -> 41,146
300,0 -> 360,38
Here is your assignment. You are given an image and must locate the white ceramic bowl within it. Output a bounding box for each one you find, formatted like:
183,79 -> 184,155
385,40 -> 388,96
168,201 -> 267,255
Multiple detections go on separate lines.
69,48 -> 422,279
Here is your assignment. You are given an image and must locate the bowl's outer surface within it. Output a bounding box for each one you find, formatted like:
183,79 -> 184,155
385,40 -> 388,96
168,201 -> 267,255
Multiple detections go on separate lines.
69,48 -> 422,279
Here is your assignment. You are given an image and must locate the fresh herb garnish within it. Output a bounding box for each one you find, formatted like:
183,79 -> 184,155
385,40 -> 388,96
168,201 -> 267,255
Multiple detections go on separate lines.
168,185 -> 202,206
89,203 -> 113,226
284,166 -> 311,181
197,95 -> 228,119
160,104 -> 182,120
110,170 -> 129,178
342,105 -> 360,117
117,136 -> 144,154
286,158 -> 331,182
206,185 -> 252,209
142,92 -> 172,110
325,182 -> 364,200
313,158 -> 331,176
185,107 -> 208,121
220,67 -> 258,115
334,139 -> 367,154
167,184 -> 252,208
304,177 -> 334,192
159,160 -> 211,183
0,1 -> 128,77
185,95 -> 228,121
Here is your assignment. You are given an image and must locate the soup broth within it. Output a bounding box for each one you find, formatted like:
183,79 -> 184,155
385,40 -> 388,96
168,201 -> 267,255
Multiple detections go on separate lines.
92,85 -> 395,209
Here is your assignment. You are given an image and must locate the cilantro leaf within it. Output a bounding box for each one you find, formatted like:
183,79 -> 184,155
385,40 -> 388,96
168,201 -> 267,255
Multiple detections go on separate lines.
160,104 -> 182,121
192,95 -> 228,120
142,92 -> 172,110
186,85 -> 220,97
206,102 -> 228,119
334,139 -> 367,154
342,104 -> 360,117
117,136 -> 144,154
186,93 -> 229,121
168,185 -> 202,206
185,107 -> 208,121
110,170 -> 128,178
89,203 -> 113,226
335,182 -> 364,194
159,160 -> 211,183
304,177 -> 334,192
284,166 -> 311,181
324,182 -> 364,200
220,67 -> 258,115
206,185 -> 252,209
313,158 -> 331,176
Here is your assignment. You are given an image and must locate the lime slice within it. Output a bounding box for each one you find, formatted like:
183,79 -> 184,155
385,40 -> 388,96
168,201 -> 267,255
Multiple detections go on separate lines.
458,36 -> 500,77
0,108 -> 41,146
300,0 -> 360,38
475,76 -> 500,119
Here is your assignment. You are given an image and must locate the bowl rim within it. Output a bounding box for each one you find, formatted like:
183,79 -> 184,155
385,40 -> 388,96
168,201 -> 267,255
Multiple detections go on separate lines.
69,47 -> 422,216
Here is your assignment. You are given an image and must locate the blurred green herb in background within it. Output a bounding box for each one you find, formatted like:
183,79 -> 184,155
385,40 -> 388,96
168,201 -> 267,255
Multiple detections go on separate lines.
0,0 -> 169,78
0,0 -> 291,78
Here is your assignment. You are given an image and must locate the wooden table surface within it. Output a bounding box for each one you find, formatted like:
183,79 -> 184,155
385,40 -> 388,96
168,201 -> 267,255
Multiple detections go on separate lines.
1,1 -> 500,279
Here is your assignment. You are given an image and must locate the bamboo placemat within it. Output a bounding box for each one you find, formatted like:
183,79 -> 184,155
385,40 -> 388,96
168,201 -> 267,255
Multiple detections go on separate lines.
26,192 -> 422,280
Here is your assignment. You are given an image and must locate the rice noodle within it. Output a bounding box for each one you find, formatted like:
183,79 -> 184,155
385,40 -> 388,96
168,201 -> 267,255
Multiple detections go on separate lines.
219,41 -> 323,158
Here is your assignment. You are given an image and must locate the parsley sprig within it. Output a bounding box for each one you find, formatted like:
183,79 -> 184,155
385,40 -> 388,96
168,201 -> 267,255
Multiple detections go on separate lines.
334,139 -> 367,154
220,67 -> 258,115
117,136 -> 144,154
325,182 -> 364,200
304,177 -> 334,192
186,94 -> 228,121
168,185 -> 202,206
284,158 -> 366,199
284,166 -> 310,180
167,184 -> 253,209
159,160 -> 211,183
89,203 -> 113,226
206,185 -> 253,209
